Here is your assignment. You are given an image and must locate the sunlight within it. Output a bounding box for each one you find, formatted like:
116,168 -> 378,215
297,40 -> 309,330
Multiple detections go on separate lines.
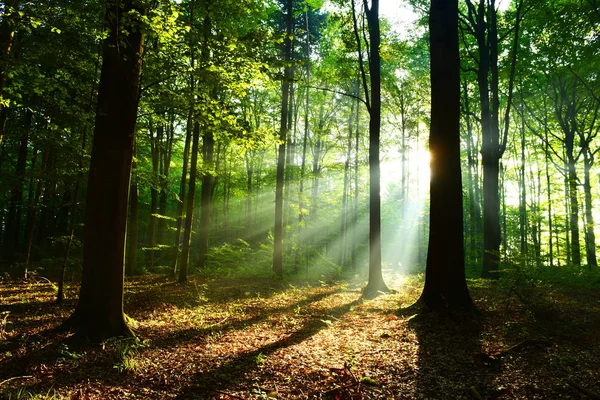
380,147 -> 430,274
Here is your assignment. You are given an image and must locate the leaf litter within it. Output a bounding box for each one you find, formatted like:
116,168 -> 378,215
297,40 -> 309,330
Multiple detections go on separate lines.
0,274 -> 599,399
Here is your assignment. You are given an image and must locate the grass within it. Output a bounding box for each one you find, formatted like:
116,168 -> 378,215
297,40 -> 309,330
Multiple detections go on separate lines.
0,271 -> 599,399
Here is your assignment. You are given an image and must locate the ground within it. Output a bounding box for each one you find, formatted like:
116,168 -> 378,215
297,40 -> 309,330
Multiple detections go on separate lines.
0,273 -> 599,399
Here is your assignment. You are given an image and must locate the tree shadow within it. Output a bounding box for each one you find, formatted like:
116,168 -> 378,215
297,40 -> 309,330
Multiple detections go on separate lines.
0,286 -> 358,398
124,275 -> 328,316
175,297 -> 363,399
402,307 -> 497,400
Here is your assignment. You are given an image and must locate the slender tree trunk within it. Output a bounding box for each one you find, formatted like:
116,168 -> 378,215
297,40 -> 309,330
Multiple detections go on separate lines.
361,0 -> 389,296
352,81 -> 360,271
23,147 -> 50,275
544,97 -> 554,268
127,154 -> 139,276
179,121 -> 200,283
273,0 -> 294,278
519,99 -> 527,267
146,124 -> 161,269
197,128 -> 214,269
583,148 -> 597,268
0,0 -> 21,146
297,17 -> 310,271
2,110 -> 31,260
157,117 -> 174,246
173,100 -> 193,276
61,0 -> 144,341
245,151 -> 253,238
339,91 -> 355,268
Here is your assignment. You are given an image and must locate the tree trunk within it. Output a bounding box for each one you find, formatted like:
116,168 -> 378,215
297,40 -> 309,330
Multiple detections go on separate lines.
0,0 -> 21,146
173,104 -> 194,276
157,116 -> 174,247
273,0 -> 294,278
146,123 -> 161,269
127,157 -> 139,276
2,110 -> 30,260
23,147 -> 50,274
362,0 -> 389,296
583,148 -> 597,268
61,0 -> 144,341
179,121 -> 200,283
197,128 -> 214,269
419,0 -> 474,312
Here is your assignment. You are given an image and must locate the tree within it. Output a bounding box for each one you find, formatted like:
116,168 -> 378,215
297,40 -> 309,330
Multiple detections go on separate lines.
61,0 -> 145,340
273,0 -> 294,278
351,0 -> 389,296
418,0 -> 474,312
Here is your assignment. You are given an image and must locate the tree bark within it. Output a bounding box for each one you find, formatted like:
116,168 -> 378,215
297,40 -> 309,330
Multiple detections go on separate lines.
61,0 -> 144,341
197,127 -> 214,269
583,148 -> 597,268
419,0 -> 474,312
173,106 -> 193,277
273,0 -> 294,278
179,121 -> 200,283
362,0 -> 389,296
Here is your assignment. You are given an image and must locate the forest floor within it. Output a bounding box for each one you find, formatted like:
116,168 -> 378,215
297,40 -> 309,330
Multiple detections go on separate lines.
1,272 -> 599,399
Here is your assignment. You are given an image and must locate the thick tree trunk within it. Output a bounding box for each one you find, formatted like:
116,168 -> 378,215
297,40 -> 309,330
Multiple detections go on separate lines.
61,0 -> 144,341
419,0 -> 474,312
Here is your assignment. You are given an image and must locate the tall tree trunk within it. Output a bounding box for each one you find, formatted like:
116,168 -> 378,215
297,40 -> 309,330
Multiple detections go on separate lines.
468,0 -> 521,278
566,149 -> 581,266
0,0 -> 21,146
273,0 -> 294,278
361,0 -> 389,295
297,15 -> 310,271
146,123 -> 161,269
23,147 -> 50,275
339,90 -> 356,268
197,128 -> 214,269
179,121 -> 200,283
127,153 -> 139,276
420,0 -> 474,312
583,148 -> 597,268
519,99 -> 527,268
173,88 -> 194,276
352,80 -> 360,271
2,110 -> 31,260
157,116 -> 174,246
61,0 -> 144,341
544,97 -> 554,268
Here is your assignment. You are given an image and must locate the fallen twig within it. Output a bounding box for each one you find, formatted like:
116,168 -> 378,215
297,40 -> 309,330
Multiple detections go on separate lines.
321,382 -> 360,395
209,389 -> 245,399
494,339 -> 552,358
0,376 -> 34,387
567,379 -> 600,399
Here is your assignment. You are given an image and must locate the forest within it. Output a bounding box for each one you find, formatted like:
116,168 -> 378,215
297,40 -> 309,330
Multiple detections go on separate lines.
0,0 -> 599,398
